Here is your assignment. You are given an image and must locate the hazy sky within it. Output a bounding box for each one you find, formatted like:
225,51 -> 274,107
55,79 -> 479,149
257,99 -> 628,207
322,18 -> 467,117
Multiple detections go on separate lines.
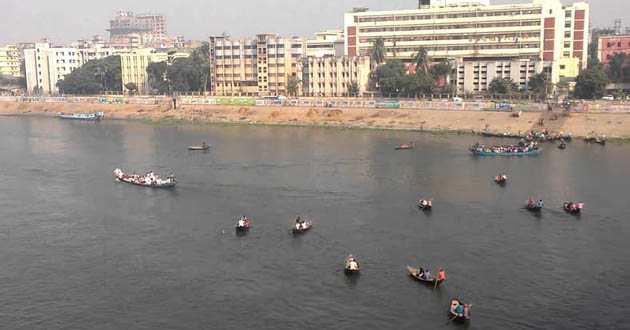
1,0 -> 628,44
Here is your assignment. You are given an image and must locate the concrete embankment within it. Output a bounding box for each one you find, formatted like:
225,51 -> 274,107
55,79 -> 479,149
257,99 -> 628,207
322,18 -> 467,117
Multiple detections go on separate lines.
2,101 -> 630,139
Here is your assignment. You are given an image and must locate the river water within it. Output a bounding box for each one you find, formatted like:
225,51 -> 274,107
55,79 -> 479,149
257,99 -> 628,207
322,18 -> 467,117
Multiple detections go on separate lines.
0,116 -> 628,330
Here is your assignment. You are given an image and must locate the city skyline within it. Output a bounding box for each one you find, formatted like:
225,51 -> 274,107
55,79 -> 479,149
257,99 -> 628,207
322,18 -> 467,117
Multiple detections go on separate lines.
1,0 -> 628,44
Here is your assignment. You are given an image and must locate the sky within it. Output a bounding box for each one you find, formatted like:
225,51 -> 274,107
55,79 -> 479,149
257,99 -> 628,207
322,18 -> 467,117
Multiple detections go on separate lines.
1,0 -> 629,45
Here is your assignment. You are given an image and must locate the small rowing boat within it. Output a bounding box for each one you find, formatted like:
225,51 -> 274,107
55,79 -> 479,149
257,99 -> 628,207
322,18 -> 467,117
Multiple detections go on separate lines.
292,220 -> 312,234
470,142 -> 542,156
563,202 -> 583,214
395,143 -> 413,150
188,142 -> 210,151
449,299 -> 472,323
471,148 -> 542,156
417,199 -> 432,210
344,254 -> 360,274
406,266 -> 443,287
494,174 -> 507,184
236,217 -> 250,233
113,168 -> 176,188
59,111 -> 104,120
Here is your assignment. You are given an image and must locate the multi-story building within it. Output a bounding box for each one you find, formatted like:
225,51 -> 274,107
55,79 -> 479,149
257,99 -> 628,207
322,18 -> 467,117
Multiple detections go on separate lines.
120,48 -> 190,94
0,45 -> 21,77
598,35 -> 630,66
300,56 -> 371,97
210,34 -> 306,96
24,42 -> 131,94
344,0 -> 589,91
454,59 -> 544,93
108,11 -> 168,48
306,30 -> 345,58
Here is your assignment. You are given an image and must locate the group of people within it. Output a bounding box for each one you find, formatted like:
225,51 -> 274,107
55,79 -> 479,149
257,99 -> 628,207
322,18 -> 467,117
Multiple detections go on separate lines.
415,267 -> 446,282
294,216 -> 308,229
526,199 -> 544,209
237,216 -> 250,228
472,141 -> 540,154
565,202 -> 584,212
115,169 -> 175,186
418,199 -> 433,208
451,300 -> 472,319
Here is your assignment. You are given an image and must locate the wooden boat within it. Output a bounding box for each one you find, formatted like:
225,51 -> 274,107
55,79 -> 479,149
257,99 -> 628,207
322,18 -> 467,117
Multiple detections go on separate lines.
344,254 -> 360,274
236,218 -> 250,233
417,199 -> 432,210
563,202 -> 582,214
406,266 -> 443,286
494,175 -> 507,184
448,299 -> 471,323
292,220 -> 312,233
113,168 -> 176,188
471,148 -> 542,156
58,111 -> 104,120
524,201 -> 543,212
395,143 -> 413,150
188,144 -> 210,151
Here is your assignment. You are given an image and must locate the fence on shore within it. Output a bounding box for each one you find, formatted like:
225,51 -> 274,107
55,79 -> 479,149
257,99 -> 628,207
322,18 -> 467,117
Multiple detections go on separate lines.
2,95 -> 630,113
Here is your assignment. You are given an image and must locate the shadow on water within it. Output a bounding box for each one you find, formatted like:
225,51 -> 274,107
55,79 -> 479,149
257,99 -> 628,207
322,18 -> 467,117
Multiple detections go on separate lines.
342,271 -> 360,287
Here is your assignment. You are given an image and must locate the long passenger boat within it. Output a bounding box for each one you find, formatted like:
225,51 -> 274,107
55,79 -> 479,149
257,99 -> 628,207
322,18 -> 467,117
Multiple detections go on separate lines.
58,112 -> 104,120
470,143 -> 542,156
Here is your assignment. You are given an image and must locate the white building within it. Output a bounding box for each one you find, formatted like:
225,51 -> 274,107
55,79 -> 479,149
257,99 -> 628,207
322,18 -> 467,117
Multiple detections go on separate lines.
306,30 -> 345,58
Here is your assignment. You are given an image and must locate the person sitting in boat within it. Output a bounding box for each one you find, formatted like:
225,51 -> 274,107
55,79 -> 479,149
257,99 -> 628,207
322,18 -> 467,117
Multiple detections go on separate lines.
238,217 -> 246,227
438,269 -> 446,282
537,200 -> 544,208
423,269 -> 432,280
416,267 -> 424,278
421,200 -> 428,207
294,216 -> 304,229
577,201 -> 584,211
202,142 -> 207,148
455,303 -> 464,316
427,200 -> 432,207
527,199 -> 535,208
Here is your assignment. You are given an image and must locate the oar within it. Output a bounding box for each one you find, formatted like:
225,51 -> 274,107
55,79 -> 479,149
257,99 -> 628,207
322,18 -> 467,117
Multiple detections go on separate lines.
433,276 -> 439,291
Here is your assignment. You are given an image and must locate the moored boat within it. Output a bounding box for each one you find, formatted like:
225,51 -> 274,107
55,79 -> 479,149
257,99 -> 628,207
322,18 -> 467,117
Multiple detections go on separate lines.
448,299 -> 472,323
417,199 -> 432,210
59,112 -> 104,120
113,168 -> 176,188
395,143 -> 413,150
292,220 -> 312,233
344,254 -> 360,274
406,266 -> 443,287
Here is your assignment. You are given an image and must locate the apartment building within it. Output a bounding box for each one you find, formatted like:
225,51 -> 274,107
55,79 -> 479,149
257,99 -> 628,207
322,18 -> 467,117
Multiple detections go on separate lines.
120,48 -> 190,94
24,42 -> 131,94
210,34 -> 306,96
454,59 -> 544,93
598,35 -> 630,66
108,10 -> 168,48
306,30 -> 345,57
0,45 -> 21,77
300,56 -> 371,97
344,0 -> 589,89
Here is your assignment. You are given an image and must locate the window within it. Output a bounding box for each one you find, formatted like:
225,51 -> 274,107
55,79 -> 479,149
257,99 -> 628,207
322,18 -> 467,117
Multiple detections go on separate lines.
565,31 -> 571,38
618,42 -> 622,47
560,65 -> 566,70
565,11 -> 572,18
564,42 -> 571,48
564,51 -> 571,57
565,22 -> 571,28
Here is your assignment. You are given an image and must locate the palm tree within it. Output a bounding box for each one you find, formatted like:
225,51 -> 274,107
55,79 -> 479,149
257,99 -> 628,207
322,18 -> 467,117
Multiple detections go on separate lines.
412,47 -> 430,74
370,38 -> 386,65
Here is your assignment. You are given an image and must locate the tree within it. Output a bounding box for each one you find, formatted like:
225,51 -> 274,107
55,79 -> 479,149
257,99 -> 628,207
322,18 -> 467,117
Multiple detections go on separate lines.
370,59 -> 406,96
607,52 -> 630,83
429,60 -> 452,87
347,81 -> 360,97
56,56 -> 122,94
528,73 -> 552,97
412,47 -> 430,74
370,38 -> 386,65
146,45 -> 212,95
125,83 -> 138,95
287,75 -> 300,96
489,78 -> 519,95
147,61 -> 169,94
574,66 -> 610,99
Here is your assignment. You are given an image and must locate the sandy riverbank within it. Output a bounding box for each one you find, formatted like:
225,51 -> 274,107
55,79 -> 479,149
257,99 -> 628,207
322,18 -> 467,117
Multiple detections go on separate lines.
2,102 -> 630,139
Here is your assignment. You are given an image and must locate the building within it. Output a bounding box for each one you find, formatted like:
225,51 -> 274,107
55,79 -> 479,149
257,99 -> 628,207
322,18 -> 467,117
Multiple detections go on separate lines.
343,0 -> 589,91
0,45 -> 21,77
300,56 -> 371,97
108,11 -> 168,48
210,34 -> 306,96
454,59 -> 544,93
598,35 -> 630,66
306,30 -> 345,57
120,48 -> 190,94
24,42 -> 131,94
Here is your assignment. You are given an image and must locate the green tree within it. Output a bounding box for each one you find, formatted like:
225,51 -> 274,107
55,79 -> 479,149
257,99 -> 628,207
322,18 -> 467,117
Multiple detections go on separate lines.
607,52 -> 630,83
489,78 -> 519,95
56,56 -> 121,94
347,81 -> 360,97
412,47 -> 430,74
574,66 -> 610,99
370,59 -> 406,96
147,61 -> 169,94
287,75 -> 300,96
528,73 -> 552,97
370,38 -> 386,65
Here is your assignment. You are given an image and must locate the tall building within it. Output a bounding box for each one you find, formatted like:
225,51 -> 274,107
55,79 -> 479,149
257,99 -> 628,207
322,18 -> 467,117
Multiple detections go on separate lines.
598,35 -> 630,66
300,55 -> 371,97
210,34 -> 306,96
108,11 -> 167,48
343,0 -> 589,90
120,48 -> 190,95
306,30 -> 345,57
24,42 -> 130,94
0,45 -> 21,77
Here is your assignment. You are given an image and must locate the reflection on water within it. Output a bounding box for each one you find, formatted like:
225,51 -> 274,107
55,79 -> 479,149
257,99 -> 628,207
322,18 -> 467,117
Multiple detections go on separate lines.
0,117 -> 629,330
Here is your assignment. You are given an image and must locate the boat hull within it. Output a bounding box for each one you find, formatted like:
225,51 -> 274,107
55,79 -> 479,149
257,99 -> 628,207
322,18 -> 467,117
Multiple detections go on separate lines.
472,149 -> 542,156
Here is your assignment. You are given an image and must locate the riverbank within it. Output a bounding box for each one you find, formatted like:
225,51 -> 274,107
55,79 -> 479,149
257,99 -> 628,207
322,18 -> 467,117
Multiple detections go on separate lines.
2,101 -> 630,138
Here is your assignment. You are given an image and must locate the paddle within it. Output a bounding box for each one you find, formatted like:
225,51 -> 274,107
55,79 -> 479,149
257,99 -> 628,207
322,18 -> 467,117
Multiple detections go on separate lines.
434,276 -> 439,291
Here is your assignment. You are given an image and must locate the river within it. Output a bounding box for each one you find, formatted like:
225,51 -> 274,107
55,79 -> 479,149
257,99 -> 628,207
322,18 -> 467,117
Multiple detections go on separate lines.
0,116 -> 628,330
